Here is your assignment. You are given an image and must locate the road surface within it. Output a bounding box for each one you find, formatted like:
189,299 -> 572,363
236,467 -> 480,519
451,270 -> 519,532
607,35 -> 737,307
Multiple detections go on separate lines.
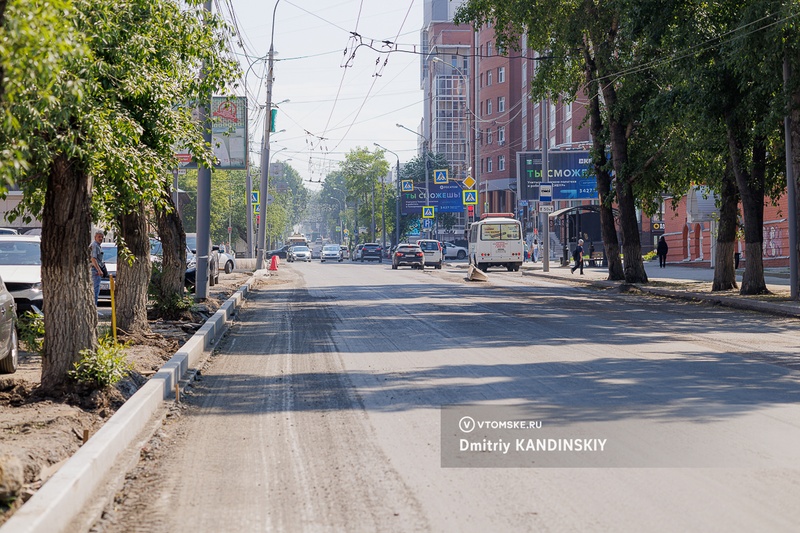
97,261 -> 800,532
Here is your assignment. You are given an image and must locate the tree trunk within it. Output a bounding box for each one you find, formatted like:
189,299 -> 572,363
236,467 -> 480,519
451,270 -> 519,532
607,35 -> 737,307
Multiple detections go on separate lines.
726,118 -> 768,295
792,78 -> 800,299
115,204 -> 151,335
582,42 -> 624,281
154,187 -> 188,316
40,154 -> 97,391
712,164 -> 739,291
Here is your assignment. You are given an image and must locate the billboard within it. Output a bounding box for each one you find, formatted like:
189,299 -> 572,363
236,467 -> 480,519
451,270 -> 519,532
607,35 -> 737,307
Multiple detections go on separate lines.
517,151 -> 598,201
175,96 -> 248,170
400,182 -> 464,215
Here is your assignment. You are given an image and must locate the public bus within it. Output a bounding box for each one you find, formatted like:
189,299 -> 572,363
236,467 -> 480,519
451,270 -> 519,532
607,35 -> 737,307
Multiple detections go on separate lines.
467,213 -> 524,272
287,233 -> 308,247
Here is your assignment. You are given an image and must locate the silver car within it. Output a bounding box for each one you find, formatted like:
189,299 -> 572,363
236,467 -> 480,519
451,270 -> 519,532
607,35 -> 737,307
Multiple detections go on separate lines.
0,235 -> 43,312
320,244 -> 343,262
287,245 -> 312,262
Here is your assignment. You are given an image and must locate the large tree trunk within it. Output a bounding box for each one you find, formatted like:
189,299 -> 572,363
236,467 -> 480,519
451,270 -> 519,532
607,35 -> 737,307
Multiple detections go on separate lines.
792,76 -> 800,299
726,117 -> 768,295
154,187 -> 187,317
40,154 -> 97,391
712,163 -> 739,291
115,204 -> 151,335
582,42 -> 624,281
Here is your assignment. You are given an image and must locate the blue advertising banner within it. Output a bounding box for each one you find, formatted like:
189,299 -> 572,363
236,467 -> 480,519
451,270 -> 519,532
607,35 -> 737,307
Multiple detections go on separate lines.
401,183 -> 464,215
517,151 -> 598,201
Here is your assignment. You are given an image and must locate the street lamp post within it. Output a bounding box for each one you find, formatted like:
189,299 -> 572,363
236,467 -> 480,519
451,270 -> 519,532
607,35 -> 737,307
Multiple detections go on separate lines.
374,143 -> 400,249
396,123 -> 430,238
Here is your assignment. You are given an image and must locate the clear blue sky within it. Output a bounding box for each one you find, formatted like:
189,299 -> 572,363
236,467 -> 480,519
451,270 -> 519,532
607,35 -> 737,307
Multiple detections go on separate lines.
224,0 -> 427,189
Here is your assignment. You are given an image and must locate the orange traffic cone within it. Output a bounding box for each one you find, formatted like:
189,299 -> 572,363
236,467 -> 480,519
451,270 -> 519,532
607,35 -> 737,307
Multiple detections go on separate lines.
269,255 -> 279,271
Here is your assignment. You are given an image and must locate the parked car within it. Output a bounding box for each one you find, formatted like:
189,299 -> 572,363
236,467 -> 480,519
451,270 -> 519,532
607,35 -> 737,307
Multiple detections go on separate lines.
320,244 -> 343,262
0,235 -> 43,312
185,233 -> 219,286
218,246 -> 236,274
443,241 -> 468,260
98,242 -> 118,302
0,277 -> 18,374
0,228 -> 18,235
360,243 -> 383,263
392,244 -> 425,270
352,243 -> 364,261
416,239 -> 443,269
149,238 -> 198,291
287,245 -> 312,262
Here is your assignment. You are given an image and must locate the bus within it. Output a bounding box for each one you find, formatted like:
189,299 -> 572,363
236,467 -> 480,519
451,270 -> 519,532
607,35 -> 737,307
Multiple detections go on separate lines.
467,213 -> 524,272
287,233 -> 308,247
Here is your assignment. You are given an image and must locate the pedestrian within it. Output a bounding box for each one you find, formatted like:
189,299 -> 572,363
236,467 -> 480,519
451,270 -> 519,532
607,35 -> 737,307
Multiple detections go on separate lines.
524,241 -> 529,262
657,236 -> 668,268
533,239 -> 540,262
571,238 -> 584,275
589,242 -> 595,267
90,230 -> 106,305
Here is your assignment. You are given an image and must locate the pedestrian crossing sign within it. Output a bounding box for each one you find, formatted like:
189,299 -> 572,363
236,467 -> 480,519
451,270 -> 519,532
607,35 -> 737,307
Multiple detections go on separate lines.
251,191 -> 259,204
433,169 -> 449,184
253,203 -> 260,215
422,206 -> 435,218
401,180 -> 414,192
462,190 -> 478,205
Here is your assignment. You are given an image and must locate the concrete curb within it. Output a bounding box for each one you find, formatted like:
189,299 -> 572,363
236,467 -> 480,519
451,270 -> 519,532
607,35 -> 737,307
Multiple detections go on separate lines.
1,272 -> 263,533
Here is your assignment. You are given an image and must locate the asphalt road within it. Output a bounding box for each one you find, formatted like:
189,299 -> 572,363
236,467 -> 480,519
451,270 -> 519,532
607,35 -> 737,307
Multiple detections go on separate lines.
98,260 -> 800,532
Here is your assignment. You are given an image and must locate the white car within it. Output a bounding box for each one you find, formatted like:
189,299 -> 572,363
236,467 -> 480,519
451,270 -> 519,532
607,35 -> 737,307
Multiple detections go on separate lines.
443,242 -> 468,260
218,250 -> 236,274
98,242 -> 118,302
416,239 -> 443,269
320,244 -> 343,262
287,245 -> 312,262
0,235 -> 43,312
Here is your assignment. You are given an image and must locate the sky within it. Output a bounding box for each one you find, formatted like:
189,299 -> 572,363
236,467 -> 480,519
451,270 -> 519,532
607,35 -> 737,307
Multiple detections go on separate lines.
221,0 -> 428,190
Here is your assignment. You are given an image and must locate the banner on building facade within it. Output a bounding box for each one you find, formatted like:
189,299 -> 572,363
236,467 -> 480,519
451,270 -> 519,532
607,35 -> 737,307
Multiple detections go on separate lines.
517,151 -> 598,201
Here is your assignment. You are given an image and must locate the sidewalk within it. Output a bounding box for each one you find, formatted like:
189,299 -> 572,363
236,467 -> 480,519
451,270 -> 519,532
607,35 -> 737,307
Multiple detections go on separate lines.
516,259 -> 800,319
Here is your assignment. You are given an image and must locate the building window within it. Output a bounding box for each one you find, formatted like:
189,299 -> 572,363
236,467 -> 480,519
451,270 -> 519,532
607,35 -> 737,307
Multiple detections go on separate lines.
487,129 -> 493,144
498,96 -> 505,112
487,157 -> 493,172
498,66 -> 506,83
487,70 -> 492,86
534,114 -> 540,140
498,126 -> 506,144
549,102 -> 556,131
487,42 -> 493,56
565,101 -> 573,121
480,158 -> 484,173
566,126 -> 572,144
479,73 -> 483,88
487,99 -> 493,115
550,135 -> 556,147
498,155 -> 506,171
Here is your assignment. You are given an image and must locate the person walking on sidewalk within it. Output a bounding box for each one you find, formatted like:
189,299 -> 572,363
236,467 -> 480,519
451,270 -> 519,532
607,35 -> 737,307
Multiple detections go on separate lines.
657,236 -> 669,268
533,239 -> 540,262
90,230 -> 106,305
571,239 -> 585,275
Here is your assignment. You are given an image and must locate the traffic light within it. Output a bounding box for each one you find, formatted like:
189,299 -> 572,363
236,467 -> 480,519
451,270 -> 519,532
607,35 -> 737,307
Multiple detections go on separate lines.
467,205 -> 474,215
270,109 -> 277,132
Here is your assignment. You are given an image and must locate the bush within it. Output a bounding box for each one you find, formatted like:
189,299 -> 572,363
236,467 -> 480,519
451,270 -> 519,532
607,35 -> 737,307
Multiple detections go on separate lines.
643,250 -> 657,261
69,337 -> 132,389
17,310 -> 44,353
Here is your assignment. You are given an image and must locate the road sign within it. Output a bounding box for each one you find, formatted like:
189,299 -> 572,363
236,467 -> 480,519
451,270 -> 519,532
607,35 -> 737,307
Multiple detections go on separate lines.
344,229 -> 349,235
401,180 -> 414,192
251,191 -> 259,204
539,203 -> 554,213
539,182 -> 553,202
433,169 -> 449,184
422,218 -> 433,229
519,200 -> 528,207
253,203 -> 260,215
422,206 -> 435,218
463,175 -> 475,189
462,190 -> 478,205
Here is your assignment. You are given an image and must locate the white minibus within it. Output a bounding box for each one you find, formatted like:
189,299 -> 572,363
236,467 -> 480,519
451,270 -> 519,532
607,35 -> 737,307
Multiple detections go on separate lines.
467,213 -> 524,272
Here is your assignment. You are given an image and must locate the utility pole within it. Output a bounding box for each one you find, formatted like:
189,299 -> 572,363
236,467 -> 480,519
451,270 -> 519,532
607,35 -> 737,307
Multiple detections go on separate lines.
194,0 -> 213,300
255,0 -> 281,270
542,97 -> 550,273
784,55 -> 798,299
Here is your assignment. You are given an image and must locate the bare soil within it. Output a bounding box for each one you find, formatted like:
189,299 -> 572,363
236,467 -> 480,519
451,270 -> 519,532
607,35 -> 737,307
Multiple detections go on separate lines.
0,271 -> 253,525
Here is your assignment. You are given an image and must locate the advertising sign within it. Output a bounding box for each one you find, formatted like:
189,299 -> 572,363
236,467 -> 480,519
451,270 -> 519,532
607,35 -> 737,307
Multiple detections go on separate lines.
174,96 -> 248,169
517,151 -> 598,201
400,183 -> 464,215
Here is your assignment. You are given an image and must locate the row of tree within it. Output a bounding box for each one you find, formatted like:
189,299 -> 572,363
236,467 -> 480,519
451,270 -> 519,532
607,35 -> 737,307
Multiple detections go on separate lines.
0,0 -> 240,390
455,0 -> 799,294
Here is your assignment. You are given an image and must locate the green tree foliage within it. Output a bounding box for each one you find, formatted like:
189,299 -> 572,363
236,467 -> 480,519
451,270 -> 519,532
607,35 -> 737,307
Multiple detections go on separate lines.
340,147 -> 389,243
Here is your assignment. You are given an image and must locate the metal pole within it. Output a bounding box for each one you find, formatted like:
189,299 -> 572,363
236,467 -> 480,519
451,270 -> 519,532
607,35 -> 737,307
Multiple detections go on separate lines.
255,0 -> 281,270
424,141 -> 430,238
381,177 -> 386,252
195,0 -> 213,300
246,169 -> 253,258
784,56 -> 798,299
396,157 -> 401,246
542,97 -> 550,273
371,176 -> 376,243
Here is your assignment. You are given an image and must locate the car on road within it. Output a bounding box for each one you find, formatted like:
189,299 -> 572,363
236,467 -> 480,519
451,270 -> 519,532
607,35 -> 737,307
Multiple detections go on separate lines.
443,241 -> 468,260
352,243 -> 364,261
392,244 -> 425,270
218,246 -> 236,274
0,235 -> 43,312
340,245 -> 349,260
360,243 -> 383,263
320,244 -> 343,262
0,278 -> 18,374
416,239 -> 443,269
265,245 -> 291,260
287,245 -> 312,262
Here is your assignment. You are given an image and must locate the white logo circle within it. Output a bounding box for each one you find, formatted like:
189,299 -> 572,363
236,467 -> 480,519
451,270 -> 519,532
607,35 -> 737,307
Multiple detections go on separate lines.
459,416 -> 476,433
